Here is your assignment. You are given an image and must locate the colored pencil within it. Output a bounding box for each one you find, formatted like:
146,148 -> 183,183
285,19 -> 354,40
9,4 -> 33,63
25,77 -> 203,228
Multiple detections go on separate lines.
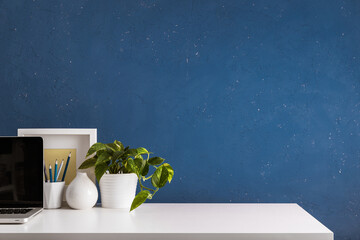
44,164 -> 48,182
49,164 -> 53,183
56,160 -> 64,181
54,160 -> 58,182
61,152 -> 71,182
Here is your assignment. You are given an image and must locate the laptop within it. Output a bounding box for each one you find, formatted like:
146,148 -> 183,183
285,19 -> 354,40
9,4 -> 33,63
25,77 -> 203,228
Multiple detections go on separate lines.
0,137 -> 43,223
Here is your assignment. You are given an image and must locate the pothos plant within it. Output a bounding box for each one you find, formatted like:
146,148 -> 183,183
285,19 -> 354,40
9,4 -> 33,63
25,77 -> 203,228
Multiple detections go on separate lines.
78,140 -> 174,211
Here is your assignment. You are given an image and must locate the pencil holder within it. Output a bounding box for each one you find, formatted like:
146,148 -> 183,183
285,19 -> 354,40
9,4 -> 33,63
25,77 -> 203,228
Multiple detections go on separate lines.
43,181 -> 65,209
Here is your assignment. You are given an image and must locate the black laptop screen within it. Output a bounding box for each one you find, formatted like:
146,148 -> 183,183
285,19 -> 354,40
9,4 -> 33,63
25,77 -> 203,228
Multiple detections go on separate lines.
0,137 -> 43,207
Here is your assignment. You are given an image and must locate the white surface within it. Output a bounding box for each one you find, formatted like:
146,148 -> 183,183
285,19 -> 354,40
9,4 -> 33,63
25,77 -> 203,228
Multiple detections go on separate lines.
43,182 -> 65,209
65,172 -> 98,210
100,173 -> 138,209
0,203 -> 333,240
17,128 -> 97,183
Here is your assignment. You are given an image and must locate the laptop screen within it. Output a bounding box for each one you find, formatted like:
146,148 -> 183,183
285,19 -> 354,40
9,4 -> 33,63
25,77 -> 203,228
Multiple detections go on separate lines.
0,137 -> 43,207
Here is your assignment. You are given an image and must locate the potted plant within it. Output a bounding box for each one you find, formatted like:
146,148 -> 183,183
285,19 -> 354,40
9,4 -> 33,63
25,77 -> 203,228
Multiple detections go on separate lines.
78,140 -> 173,211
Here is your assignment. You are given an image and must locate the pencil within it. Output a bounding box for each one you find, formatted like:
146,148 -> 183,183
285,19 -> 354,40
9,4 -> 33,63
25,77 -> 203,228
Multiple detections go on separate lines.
56,160 -> 64,181
61,152 -> 71,182
54,160 -> 58,182
44,164 -> 48,182
49,164 -> 53,183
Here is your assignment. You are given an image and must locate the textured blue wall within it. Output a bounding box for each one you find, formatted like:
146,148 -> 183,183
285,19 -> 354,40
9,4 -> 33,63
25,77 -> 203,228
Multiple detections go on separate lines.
1,0 -> 360,238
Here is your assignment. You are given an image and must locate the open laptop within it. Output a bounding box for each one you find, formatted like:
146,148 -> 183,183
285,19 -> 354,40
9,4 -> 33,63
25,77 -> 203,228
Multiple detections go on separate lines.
0,137 -> 43,223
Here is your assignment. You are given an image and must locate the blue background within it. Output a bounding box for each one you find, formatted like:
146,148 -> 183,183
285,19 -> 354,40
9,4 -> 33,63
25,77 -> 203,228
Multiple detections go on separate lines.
1,0 -> 360,238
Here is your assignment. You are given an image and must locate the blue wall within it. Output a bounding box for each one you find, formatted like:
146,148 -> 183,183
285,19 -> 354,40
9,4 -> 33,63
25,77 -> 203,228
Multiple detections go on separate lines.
1,0 -> 360,238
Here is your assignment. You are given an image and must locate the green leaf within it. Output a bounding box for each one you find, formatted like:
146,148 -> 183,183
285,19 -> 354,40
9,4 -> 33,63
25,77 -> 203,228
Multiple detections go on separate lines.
105,143 -> 118,151
141,162 -> 149,176
134,157 -> 143,172
86,143 -> 106,157
95,162 -> 109,182
130,190 -> 150,211
151,166 -> 169,188
96,152 -> 111,165
136,147 -> 149,155
112,150 -> 125,161
162,163 -> 174,183
78,157 -> 97,169
126,148 -> 138,157
148,157 -> 164,165
114,140 -> 124,151
96,149 -> 106,156
125,158 -> 139,174
134,157 -> 149,176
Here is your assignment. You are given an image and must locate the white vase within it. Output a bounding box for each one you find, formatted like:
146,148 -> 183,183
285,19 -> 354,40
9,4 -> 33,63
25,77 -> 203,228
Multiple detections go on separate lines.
99,173 -> 138,209
66,172 -> 98,210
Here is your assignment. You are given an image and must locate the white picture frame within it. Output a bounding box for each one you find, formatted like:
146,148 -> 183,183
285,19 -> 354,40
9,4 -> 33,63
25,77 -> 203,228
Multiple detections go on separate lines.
17,128 -> 97,183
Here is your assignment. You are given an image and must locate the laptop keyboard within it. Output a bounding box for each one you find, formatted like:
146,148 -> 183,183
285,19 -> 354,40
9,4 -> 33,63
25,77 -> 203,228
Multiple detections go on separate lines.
0,208 -> 33,214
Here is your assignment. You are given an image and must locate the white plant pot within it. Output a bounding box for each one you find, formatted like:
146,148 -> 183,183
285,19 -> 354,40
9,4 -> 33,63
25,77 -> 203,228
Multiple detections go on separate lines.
66,172 -> 98,210
99,173 -> 138,209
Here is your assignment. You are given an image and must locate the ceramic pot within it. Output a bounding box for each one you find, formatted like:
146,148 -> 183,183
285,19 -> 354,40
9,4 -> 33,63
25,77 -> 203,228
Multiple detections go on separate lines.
66,172 -> 98,210
99,173 -> 138,209
43,181 -> 65,209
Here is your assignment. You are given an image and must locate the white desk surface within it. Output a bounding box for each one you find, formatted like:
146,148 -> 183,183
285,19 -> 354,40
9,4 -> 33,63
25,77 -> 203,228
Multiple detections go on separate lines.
0,203 -> 333,240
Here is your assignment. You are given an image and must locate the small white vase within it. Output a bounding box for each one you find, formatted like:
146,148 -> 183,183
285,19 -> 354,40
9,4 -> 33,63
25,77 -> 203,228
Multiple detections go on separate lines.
66,172 -> 98,210
99,173 -> 138,209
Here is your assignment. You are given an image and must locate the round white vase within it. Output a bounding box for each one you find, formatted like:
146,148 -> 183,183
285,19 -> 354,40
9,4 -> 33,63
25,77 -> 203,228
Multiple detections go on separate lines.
66,172 -> 98,210
99,173 -> 138,209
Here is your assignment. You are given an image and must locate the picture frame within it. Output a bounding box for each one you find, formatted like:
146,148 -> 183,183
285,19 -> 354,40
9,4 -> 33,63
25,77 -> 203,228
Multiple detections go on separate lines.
17,128 -> 97,184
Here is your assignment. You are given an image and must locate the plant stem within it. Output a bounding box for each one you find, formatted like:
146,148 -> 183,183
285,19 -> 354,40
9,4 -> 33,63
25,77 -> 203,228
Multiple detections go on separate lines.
138,179 -> 156,192
143,174 -> 153,180
152,188 -> 159,195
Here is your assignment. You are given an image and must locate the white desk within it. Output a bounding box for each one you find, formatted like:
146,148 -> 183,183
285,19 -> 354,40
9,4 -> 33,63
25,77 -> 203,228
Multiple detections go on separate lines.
0,203 -> 333,240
